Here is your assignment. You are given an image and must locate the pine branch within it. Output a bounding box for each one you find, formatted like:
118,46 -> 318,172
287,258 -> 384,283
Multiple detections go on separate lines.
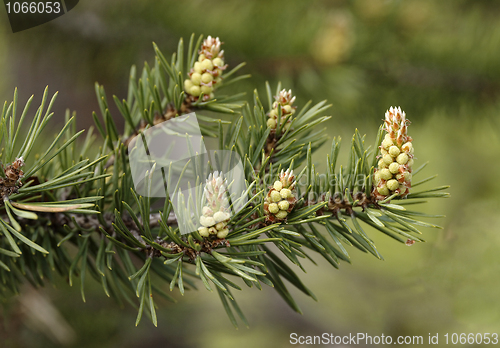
0,34 -> 449,328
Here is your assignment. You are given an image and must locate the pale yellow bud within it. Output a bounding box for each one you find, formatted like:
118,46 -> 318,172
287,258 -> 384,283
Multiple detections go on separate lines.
198,227 -> 209,237
205,216 -> 216,227
199,216 -> 207,226
269,109 -> 278,118
389,145 -> 400,157
379,168 -> 392,180
280,188 -> 292,199
268,203 -> 279,214
273,181 -> 283,191
191,73 -> 202,85
217,228 -> 229,239
213,211 -> 227,223
201,73 -> 213,84
276,210 -> 288,219
381,148 -> 388,156
213,57 -> 224,67
382,154 -> 393,165
396,153 -> 409,165
190,85 -> 201,96
373,172 -> 381,185
278,200 -> 290,211
202,206 -> 212,216
270,191 -> 282,203
201,85 -> 213,94
193,62 -> 203,74
283,105 -> 292,113
200,216 -> 215,227
382,138 -> 393,150
201,58 -> 214,71
389,162 -> 400,174
198,54 -> 206,62
267,118 -> 277,129
215,222 -> 225,230
378,159 -> 387,169
407,159 -> 414,167
402,142 -> 413,153
387,179 -> 399,191
184,79 -> 193,91
377,184 -> 389,196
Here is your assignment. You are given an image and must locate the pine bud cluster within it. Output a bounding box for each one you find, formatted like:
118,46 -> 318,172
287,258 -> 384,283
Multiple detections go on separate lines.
184,36 -> 227,101
0,157 -> 24,197
264,169 -> 297,222
373,107 -> 414,200
198,172 -> 231,239
267,89 -> 296,131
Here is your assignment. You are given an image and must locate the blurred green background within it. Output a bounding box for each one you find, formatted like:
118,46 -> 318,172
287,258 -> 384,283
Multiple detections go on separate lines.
1,0 -> 500,347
